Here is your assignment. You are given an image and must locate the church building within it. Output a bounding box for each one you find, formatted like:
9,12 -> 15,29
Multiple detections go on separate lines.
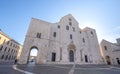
19,14 -> 102,64
100,38 -> 120,65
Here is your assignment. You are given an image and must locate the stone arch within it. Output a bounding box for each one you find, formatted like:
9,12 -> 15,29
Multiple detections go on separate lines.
27,46 -> 39,64
105,56 -> 111,65
68,41 -> 76,50
68,41 -> 76,62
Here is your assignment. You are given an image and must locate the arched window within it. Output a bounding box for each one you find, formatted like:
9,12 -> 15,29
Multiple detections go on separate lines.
8,48 -> 10,52
53,32 -> 56,37
8,56 -> 11,60
58,25 -> 60,29
1,55 -> 4,59
4,47 -> 7,52
69,18 -> 72,21
91,31 -> 94,36
82,38 -> 85,43
0,46 -> 3,51
70,34 -> 72,39
5,55 -> 8,60
66,25 -> 69,30
36,33 -> 41,38
69,22 -> 72,26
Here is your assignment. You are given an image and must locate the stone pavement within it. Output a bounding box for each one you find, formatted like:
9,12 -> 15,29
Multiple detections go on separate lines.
0,64 -> 120,74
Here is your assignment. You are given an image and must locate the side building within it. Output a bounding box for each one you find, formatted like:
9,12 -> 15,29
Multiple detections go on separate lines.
0,29 -> 22,64
100,38 -> 120,65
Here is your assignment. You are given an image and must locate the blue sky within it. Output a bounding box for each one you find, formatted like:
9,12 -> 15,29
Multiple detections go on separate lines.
0,0 -> 120,44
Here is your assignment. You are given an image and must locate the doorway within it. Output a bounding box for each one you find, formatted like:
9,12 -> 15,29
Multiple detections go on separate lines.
28,47 -> 38,64
105,56 -> 111,65
85,55 -> 88,63
69,50 -> 74,62
116,58 -> 120,65
52,52 -> 56,62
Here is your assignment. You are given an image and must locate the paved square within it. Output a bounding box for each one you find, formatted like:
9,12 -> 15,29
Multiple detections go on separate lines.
0,64 -> 120,74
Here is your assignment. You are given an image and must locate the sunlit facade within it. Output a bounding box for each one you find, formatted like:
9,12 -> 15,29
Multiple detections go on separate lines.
100,38 -> 120,65
19,14 -> 102,64
0,29 -> 22,64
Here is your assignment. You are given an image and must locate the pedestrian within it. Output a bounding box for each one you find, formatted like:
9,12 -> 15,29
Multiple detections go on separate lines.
14,59 -> 17,64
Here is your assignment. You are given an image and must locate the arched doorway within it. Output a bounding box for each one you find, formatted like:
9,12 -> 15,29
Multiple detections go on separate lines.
28,47 -> 38,64
69,50 -> 74,62
68,41 -> 76,62
105,56 -> 111,65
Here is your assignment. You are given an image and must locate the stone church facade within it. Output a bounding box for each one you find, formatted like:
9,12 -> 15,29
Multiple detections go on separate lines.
19,14 -> 102,64
100,38 -> 120,65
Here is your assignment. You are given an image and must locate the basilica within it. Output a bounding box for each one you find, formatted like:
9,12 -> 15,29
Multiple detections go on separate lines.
19,14 -> 102,64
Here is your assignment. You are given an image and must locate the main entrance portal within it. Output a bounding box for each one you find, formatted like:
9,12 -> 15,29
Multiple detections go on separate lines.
69,50 -> 74,62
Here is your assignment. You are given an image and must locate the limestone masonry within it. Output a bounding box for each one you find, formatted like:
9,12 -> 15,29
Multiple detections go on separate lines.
100,38 -> 120,65
0,30 -> 22,64
19,14 -> 102,64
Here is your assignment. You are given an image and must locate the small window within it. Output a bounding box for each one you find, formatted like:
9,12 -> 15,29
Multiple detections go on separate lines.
69,22 -> 72,26
8,56 -> 11,60
58,25 -> 60,29
83,38 -> 85,43
70,34 -> 72,39
91,31 -> 94,36
5,55 -> 8,60
10,42 -> 12,46
104,46 -> 107,50
1,55 -> 4,59
53,32 -> 56,37
7,41 -> 9,45
4,47 -> 7,52
91,31 -> 93,34
69,18 -> 72,21
37,33 -> 41,38
8,48 -> 10,52
72,27 -> 75,32
0,46 -> 3,51
80,31 -> 81,34
66,25 -> 69,30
